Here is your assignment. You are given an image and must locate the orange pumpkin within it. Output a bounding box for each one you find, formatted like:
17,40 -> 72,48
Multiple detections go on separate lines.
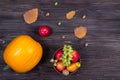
3,35 -> 43,73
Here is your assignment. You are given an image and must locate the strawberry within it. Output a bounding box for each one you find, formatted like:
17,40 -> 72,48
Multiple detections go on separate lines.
71,50 -> 80,62
55,50 -> 63,61
56,61 -> 65,71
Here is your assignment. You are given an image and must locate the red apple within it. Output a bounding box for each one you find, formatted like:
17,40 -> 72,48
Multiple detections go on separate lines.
55,50 -> 63,61
56,61 -> 65,71
38,25 -> 51,37
71,50 -> 80,62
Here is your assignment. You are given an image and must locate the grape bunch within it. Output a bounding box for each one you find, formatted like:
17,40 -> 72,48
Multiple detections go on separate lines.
62,45 -> 73,66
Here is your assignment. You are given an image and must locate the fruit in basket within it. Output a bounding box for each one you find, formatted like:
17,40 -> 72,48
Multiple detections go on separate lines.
51,45 -> 81,76
56,61 -> 66,71
71,50 -> 80,62
38,25 -> 51,37
3,35 -> 43,73
55,50 -> 63,61
67,62 -> 81,72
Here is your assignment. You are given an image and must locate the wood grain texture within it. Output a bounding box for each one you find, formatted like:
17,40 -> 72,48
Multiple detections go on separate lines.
0,0 -> 120,80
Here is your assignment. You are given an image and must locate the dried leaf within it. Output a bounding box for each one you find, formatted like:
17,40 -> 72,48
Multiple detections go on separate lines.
50,58 -> 54,63
23,8 -> 38,24
85,43 -> 88,47
74,26 -> 87,39
57,21 -> 62,26
82,15 -> 86,19
66,10 -> 76,20
45,12 -> 50,17
54,1 -> 59,6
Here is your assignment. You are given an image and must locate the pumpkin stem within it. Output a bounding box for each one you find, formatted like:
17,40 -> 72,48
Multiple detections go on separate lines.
3,65 -> 10,71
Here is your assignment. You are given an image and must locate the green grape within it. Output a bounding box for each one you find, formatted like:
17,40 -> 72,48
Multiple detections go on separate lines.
68,61 -> 70,65
69,54 -> 73,57
62,55 -> 66,58
62,45 -> 73,66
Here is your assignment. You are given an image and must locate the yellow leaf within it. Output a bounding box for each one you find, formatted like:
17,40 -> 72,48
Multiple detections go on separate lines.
23,8 -> 38,24
74,26 -> 87,39
66,10 -> 76,20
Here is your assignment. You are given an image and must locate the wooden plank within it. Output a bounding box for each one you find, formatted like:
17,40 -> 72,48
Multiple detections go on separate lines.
0,0 -> 120,80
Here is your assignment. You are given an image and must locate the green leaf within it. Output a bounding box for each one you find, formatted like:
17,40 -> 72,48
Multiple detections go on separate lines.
3,65 -> 10,71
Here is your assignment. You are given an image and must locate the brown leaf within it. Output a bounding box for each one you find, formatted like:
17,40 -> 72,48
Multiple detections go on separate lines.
23,8 -> 38,24
74,26 -> 87,39
45,12 -> 50,17
66,10 -> 76,20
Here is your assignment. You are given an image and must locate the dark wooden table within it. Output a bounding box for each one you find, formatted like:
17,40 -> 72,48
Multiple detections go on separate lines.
0,0 -> 120,80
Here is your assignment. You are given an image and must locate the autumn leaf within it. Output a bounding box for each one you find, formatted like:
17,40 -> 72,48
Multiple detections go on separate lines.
66,10 -> 76,20
23,8 -> 38,24
74,26 -> 87,39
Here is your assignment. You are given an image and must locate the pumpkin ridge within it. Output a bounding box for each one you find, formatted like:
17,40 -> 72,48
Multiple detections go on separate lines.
21,41 -> 42,72
10,37 -> 33,72
29,43 -> 42,68
24,45 -> 41,71
20,40 -> 37,71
